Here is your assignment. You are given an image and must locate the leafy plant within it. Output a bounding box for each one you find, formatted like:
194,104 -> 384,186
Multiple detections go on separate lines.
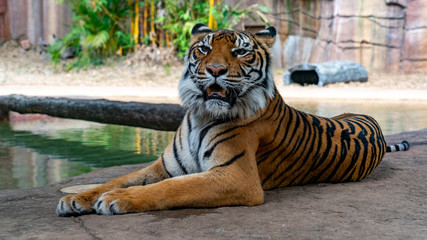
159,0 -> 271,58
50,0 -> 135,70
50,0 -> 271,69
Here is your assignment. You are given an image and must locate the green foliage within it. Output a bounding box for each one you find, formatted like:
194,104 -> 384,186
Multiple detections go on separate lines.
159,0 -> 271,58
51,0 -> 270,70
50,0 -> 134,70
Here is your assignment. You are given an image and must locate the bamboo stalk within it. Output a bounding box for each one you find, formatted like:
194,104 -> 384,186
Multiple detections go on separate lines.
134,0 -> 140,51
150,0 -> 156,45
169,32 -> 174,47
165,31 -> 170,48
208,0 -> 214,29
129,0 -> 134,40
143,4 -> 148,39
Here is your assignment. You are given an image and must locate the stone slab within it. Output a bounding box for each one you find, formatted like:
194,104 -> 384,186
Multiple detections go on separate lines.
0,129 -> 426,239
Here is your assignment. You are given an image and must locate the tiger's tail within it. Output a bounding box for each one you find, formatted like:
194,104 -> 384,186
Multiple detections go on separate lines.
386,140 -> 410,152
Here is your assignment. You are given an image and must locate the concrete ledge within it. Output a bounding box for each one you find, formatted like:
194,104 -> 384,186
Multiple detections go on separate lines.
0,129 -> 425,239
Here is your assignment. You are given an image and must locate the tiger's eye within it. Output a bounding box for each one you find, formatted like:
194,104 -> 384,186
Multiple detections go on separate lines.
199,46 -> 210,54
234,48 -> 247,56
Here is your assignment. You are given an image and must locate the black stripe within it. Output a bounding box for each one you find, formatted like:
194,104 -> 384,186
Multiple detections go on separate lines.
261,109 -> 306,186
278,117 -> 319,186
266,113 -> 313,187
347,117 -> 379,178
309,145 -> 339,183
208,100 -> 272,147
265,101 -> 287,146
257,104 -> 294,164
338,138 -> 361,182
203,133 -> 239,159
173,134 -> 188,174
285,168 -> 305,187
350,119 -> 371,178
312,119 -> 334,169
324,126 -> 351,182
178,127 -> 183,150
365,132 -> 379,175
272,112 -> 308,180
386,141 -> 410,152
266,96 -> 282,120
297,115 -> 325,184
211,151 -> 245,169
195,120 -> 227,168
161,154 -> 173,178
280,115 -> 317,184
187,114 -> 193,155
342,163 -> 359,182
197,120 -> 226,154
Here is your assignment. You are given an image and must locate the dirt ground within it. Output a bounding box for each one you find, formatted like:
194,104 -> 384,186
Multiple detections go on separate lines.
1,40 -> 426,90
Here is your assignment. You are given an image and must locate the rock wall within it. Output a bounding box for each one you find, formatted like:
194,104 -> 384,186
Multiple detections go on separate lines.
0,0 -> 71,45
268,0 -> 427,73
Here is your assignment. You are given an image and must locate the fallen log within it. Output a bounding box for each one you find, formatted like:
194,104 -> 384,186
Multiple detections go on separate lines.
0,94 -> 186,131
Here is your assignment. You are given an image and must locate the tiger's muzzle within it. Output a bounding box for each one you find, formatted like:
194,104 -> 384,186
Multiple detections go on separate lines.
203,83 -> 237,108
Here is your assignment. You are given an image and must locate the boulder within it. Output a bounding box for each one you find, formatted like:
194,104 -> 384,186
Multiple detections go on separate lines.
283,61 -> 368,87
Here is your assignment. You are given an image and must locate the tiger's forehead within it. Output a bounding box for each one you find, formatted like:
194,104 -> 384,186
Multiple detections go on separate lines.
200,30 -> 254,47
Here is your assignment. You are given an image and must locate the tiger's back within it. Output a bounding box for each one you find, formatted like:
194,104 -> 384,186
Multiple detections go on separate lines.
253,94 -> 387,190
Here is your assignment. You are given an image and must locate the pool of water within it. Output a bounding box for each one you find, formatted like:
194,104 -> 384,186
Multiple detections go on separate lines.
0,116 -> 174,190
0,99 -> 426,190
287,99 -> 427,134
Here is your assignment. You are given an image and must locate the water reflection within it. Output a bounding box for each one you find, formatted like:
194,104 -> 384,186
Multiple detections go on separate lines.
0,118 -> 174,190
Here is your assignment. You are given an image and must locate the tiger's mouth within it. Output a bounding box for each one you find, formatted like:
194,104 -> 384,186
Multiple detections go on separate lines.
203,83 -> 236,106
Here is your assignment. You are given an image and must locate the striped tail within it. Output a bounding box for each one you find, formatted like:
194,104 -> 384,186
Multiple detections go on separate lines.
386,141 -> 410,152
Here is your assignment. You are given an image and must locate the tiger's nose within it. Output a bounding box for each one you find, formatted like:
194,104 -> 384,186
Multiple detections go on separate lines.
206,64 -> 227,77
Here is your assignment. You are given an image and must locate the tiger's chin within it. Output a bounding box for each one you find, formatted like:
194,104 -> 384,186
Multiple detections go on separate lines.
200,83 -> 236,118
203,99 -> 232,118
189,91 -> 270,121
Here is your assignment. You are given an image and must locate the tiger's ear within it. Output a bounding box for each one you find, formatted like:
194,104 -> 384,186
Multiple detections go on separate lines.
254,26 -> 276,48
190,23 -> 213,43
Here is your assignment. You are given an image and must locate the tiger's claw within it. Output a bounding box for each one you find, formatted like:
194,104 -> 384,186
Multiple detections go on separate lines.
56,195 -> 94,217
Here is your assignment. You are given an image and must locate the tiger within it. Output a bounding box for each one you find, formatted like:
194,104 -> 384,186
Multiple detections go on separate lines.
56,24 -> 409,216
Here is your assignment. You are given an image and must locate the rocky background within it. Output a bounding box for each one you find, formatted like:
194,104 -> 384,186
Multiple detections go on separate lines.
263,0 -> 427,73
2,0 -> 427,74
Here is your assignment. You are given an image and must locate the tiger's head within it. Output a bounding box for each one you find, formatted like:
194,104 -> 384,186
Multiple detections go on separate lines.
179,24 -> 277,120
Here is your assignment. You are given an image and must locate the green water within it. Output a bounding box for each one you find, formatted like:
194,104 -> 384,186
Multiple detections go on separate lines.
0,100 -> 426,190
0,120 -> 174,190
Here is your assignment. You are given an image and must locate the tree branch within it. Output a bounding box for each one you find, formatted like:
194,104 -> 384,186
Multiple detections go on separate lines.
0,94 -> 186,131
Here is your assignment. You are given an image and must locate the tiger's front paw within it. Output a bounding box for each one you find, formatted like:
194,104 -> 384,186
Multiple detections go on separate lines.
56,194 -> 95,217
93,188 -> 141,215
